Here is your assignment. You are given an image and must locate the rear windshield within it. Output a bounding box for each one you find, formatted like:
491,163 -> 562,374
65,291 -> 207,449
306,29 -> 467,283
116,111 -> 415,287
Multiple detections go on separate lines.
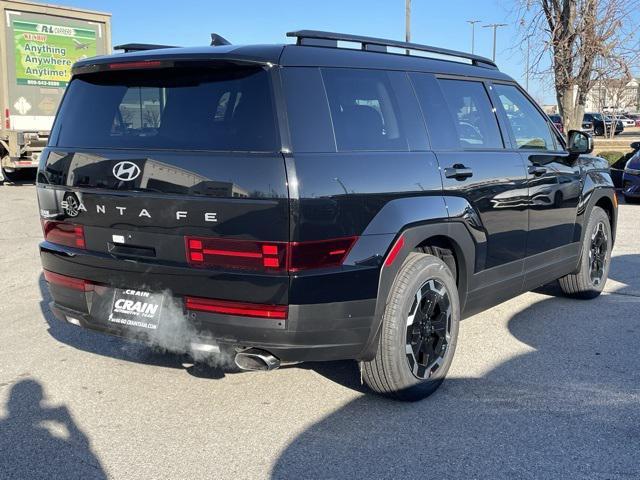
54,67 -> 278,151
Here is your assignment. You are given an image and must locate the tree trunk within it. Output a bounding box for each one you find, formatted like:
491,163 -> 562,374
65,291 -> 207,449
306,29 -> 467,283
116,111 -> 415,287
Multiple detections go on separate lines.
558,87 -> 582,133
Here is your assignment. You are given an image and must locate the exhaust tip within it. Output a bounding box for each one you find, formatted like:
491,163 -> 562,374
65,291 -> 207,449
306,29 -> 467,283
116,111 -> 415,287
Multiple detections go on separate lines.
235,348 -> 280,372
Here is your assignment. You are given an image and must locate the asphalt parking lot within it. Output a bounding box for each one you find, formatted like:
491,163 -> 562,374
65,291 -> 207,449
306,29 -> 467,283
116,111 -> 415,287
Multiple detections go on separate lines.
0,182 -> 638,480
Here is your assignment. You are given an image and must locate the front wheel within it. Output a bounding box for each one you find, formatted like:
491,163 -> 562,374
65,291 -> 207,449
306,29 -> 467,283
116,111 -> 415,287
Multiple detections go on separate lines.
361,252 -> 460,401
559,206 -> 612,299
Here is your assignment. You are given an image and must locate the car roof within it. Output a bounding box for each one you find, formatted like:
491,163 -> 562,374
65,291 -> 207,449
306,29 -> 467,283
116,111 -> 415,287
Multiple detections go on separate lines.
74,43 -> 516,82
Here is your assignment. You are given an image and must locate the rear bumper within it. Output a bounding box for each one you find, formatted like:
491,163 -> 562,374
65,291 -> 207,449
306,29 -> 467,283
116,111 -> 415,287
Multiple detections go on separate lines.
47,285 -> 376,363
41,242 -> 378,362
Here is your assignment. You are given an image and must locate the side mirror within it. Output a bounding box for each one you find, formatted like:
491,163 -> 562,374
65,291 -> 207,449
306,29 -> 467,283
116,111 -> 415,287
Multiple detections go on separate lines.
567,129 -> 593,155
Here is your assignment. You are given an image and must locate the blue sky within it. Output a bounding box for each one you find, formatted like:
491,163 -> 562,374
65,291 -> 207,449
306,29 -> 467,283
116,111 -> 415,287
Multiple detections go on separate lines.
44,0 -> 554,102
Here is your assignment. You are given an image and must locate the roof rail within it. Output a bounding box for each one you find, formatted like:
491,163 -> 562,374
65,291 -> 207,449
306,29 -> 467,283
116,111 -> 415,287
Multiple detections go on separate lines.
114,43 -> 178,53
286,30 -> 498,69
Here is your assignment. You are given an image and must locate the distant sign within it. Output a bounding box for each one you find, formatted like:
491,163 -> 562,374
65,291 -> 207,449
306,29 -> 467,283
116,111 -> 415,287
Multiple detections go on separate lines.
12,20 -> 97,88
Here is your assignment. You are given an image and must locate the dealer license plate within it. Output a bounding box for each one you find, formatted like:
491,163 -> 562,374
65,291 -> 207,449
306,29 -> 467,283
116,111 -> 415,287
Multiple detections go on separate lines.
108,289 -> 164,331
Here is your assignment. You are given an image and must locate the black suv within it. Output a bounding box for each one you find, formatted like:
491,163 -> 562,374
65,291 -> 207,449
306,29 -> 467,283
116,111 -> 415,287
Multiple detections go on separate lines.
37,31 -> 617,401
583,112 -> 624,136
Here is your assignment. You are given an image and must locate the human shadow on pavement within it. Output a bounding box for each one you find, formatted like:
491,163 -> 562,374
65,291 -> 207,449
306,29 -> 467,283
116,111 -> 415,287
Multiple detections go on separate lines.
0,379 -> 107,479
38,273 -> 235,379
274,287 -> 640,479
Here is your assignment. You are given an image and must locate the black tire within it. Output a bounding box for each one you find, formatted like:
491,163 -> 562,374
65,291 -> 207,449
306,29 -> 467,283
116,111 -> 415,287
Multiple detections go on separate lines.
554,191 -> 563,208
361,252 -> 460,401
2,168 -> 18,183
558,206 -> 612,299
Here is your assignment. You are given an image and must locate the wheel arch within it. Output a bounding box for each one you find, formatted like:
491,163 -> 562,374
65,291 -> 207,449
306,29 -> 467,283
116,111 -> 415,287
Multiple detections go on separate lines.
358,220 -> 475,361
579,186 -> 618,247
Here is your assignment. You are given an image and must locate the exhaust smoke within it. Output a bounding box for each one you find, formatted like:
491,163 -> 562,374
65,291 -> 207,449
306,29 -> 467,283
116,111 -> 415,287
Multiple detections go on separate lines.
116,288 -> 234,368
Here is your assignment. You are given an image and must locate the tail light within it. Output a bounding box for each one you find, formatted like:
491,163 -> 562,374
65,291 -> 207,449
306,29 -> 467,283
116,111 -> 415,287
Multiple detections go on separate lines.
184,236 -> 358,272
42,220 -> 86,249
109,60 -> 163,70
4,108 -> 9,129
186,237 -> 287,271
288,237 -> 357,271
43,270 -> 93,292
185,296 -> 287,319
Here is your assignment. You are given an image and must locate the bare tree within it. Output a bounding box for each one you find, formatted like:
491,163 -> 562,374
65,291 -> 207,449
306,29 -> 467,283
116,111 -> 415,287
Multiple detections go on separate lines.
516,0 -> 639,133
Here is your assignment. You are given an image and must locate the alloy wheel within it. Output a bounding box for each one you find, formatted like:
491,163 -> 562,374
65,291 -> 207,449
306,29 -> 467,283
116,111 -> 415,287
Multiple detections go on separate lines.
589,221 -> 608,286
405,279 -> 452,379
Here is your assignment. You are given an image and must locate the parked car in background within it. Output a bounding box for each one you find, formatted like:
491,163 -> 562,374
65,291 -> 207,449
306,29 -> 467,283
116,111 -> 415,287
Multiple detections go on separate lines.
610,142 -> 639,189
547,114 -> 593,135
548,114 -> 564,133
584,113 -> 624,136
622,144 -> 640,203
618,116 -> 636,128
581,118 -> 594,133
626,113 -> 640,127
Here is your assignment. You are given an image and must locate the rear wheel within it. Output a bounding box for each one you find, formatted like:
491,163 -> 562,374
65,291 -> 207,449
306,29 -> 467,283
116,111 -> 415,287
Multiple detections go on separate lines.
361,252 -> 460,401
559,206 -> 612,299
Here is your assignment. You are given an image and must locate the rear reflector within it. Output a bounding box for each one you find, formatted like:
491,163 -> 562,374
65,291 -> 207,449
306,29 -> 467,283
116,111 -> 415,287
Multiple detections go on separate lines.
384,235 -> 405,267
288,237 -> 357,272
186,237 -> 287,271
109,60 -> 163,70
185,296 -> 288,319
42,220 -> 86,249
43,270 -> 93,292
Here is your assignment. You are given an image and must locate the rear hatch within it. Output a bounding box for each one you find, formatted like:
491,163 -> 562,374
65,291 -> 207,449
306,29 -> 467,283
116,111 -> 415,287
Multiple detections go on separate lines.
38,61 -> 290,309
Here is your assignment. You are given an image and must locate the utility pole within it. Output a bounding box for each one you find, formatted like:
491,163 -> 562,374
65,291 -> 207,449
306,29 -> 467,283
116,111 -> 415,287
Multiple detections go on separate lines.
483,23 -> 507,62
405,0 -> 411,55
466,20 -> 482,54
405,0 -> 411,44
525,35 -> 530,91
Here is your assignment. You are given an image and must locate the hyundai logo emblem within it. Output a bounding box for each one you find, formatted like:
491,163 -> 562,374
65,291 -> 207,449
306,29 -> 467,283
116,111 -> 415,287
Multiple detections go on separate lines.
112,161 -> 141,182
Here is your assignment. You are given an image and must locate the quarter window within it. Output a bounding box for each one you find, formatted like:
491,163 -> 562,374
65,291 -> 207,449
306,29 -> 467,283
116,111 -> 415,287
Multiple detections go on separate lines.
437,79 -> 504,149
321,68 -> 408,151
493,84 -> 555,151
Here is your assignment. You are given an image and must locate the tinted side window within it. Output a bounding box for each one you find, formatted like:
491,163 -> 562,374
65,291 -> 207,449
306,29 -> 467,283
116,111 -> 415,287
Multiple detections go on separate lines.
493,84 -> 555,151
322,68 -> 408,151
437,79 -> 504,149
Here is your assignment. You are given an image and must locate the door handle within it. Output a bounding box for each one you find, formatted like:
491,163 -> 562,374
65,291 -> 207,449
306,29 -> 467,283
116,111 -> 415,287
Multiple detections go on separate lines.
444,165 -> 473,180
528,165 -> 547,176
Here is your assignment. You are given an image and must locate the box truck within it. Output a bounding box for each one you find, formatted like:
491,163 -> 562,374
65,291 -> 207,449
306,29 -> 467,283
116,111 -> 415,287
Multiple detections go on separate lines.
0,0 -> 110,182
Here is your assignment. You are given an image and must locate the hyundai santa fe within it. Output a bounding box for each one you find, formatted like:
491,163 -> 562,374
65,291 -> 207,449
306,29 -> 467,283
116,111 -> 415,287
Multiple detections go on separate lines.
38,30 -> 617,401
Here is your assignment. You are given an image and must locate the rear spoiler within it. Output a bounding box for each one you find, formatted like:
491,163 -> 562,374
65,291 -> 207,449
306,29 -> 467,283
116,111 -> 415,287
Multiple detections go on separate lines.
114,33 -> 230,53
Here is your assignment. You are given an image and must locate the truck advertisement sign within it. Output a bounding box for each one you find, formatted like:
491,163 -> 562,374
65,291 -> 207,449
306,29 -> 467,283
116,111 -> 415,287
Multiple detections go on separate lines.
11,19 -> 97,87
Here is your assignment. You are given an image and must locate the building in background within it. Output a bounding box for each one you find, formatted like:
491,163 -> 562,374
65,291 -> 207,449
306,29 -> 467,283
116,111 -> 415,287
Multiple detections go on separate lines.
585,77 -> 640,113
